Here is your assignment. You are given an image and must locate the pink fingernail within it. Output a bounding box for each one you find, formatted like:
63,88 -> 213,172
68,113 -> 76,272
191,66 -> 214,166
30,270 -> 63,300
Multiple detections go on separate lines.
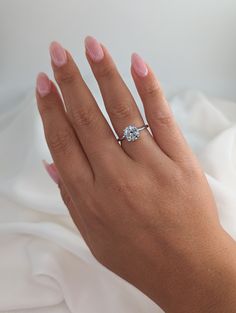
36,73 -> 51,97
131,53 -> 148,77
42,160 -> 60,184
84,36 -> 104,62
49,41 -> 67,67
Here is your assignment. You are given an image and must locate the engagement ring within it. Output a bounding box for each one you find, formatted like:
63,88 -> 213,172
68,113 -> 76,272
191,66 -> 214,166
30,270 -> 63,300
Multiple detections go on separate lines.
117,124 -> 149,142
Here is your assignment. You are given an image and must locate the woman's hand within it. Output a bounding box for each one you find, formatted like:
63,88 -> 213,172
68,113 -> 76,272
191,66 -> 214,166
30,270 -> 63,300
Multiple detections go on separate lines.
36,37 -> 236,313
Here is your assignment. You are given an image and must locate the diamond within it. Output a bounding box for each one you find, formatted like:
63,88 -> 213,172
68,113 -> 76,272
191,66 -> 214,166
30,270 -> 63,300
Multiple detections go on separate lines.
123,125 -> 140,142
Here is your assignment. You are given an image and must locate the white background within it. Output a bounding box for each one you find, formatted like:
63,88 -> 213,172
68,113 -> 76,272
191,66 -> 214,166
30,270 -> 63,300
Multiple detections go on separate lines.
0,0 -> 236,108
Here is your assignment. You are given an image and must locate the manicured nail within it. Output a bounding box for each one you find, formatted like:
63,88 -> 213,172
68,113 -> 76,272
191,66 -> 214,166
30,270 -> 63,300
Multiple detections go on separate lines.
36,73 -> 51,97
42,160 -> 60,184
84,36 -> 104,62
131,53 -> 148,77
49,41 -> 67,67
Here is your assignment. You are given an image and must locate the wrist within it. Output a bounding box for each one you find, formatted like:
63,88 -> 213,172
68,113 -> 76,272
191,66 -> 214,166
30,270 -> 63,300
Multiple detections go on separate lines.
169,227 -> 236,313
145,226 -> 236,313
200,229 -> 236,313
184,228 -> 236,313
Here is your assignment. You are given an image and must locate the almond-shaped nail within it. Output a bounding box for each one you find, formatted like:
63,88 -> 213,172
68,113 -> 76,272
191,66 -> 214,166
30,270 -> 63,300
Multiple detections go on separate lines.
36,73 -> 51,97
84,36 -> 104,62
49,41 -> 67,67
43,160 -> 60,184
131,53 -> 148,77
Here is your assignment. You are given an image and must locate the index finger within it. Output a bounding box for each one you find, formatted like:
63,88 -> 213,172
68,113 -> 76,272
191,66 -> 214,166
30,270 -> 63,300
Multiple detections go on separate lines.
49,42 -> 125,172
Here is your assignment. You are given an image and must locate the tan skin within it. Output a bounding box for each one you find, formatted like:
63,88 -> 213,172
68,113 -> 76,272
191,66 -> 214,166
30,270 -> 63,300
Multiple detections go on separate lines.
36,37 -> 236,312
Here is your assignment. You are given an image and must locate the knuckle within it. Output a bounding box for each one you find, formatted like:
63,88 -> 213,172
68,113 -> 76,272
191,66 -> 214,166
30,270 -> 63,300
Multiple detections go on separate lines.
109,100 -> 131,120
156,114 -> 173,126
54,69 -> 78,85
38,101 -> 53,116
144,81 -> 161,98
181,160 -> 204,181
172,160 -> 203,186
47,128 -> 73,155
71,106 -> 96,127
97,64 -> 116,80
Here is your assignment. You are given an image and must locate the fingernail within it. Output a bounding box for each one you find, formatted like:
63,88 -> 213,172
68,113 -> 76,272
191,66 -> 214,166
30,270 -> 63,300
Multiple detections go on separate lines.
131,53 -> 148,77
84,36 -> 104,62
36,73 -> 51,97
42,160 -> 60,184
49,41 -> 67,67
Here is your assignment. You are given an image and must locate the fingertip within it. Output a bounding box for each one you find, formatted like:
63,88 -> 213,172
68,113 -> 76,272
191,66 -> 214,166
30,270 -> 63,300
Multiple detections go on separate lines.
49,41 -> 67,68
42,159 -> 60,184
84,35 -> 104,62
131,52 -> 149,78
36,72 -> 51,97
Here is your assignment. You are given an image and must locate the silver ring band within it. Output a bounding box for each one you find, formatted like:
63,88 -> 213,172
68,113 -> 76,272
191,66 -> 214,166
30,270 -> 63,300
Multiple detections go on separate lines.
117,124 -> 149,142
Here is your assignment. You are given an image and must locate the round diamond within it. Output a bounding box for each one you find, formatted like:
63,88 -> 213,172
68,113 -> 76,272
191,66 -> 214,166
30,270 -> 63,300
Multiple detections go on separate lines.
123,125 -> 140,142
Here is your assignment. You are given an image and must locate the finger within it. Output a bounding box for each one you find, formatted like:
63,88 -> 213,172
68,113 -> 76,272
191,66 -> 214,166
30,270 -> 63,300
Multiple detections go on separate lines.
131,53 -> 192,163
84,36 -> 164,163
43,160 -> 60,185
49,41 -> 125,171
36,72 -> 93,195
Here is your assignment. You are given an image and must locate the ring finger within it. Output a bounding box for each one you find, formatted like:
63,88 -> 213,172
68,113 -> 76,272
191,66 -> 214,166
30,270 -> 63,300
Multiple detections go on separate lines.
84,36 -> 164,163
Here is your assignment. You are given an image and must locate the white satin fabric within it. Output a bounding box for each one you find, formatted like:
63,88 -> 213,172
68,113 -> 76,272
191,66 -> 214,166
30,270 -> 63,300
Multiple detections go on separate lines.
0,89 -> 236,313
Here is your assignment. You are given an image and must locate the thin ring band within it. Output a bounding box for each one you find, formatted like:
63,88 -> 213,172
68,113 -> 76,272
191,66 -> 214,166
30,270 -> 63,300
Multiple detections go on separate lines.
117,124 -> 149,142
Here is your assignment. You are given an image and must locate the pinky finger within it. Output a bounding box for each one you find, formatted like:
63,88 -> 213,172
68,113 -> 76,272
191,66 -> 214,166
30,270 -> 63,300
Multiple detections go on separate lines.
43,159 -> 89,245
58,180 -> 89,244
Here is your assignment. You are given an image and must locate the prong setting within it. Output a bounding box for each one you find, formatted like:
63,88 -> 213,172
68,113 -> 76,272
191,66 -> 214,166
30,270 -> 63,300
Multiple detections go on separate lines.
117,124 -> 148,143
123,125 -> 140,142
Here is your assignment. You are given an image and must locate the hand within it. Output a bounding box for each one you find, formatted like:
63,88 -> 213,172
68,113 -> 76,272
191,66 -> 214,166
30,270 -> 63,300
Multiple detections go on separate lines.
36,37 -> 236,313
